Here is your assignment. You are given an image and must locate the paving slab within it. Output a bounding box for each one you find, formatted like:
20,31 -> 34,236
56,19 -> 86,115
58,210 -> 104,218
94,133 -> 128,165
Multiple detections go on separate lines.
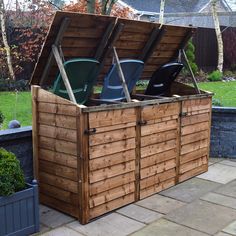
116,204 -> 163,224
130,218 -> 209,236
41,226 -> 83,236
197,163 -> 236,184
222,220 -> 236,235
39,224 -> 51,234
209,158 -> 224,164
67,213 -> 145,236
214,180 -> 236,198
201,192 -> 236,210
136,194 -> 185,214
40,205 -> 75,228
165,200 -> 236,235
160,178 -> 221,203
220,160 -> 236,168
215,232 -> 234,236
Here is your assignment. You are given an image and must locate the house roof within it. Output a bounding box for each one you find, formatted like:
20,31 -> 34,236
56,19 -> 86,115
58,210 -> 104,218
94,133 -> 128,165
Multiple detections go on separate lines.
119,0 -> 232,14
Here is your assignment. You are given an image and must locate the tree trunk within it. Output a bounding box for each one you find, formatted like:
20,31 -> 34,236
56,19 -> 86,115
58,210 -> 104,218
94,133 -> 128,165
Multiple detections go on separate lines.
159,0 -> 165,24
0,0 -> 15,80
211,0 -> 224,72
101,0 -> 117,15
87,0 -> 96,13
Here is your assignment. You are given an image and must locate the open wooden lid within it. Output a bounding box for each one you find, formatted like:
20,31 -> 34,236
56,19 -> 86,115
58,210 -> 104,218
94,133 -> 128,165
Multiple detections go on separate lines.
30,11 -> 195,86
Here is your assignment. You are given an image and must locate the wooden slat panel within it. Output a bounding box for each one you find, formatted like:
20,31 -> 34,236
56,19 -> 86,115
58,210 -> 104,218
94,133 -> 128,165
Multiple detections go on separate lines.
89,138 -> 135,159
181,130 -> 209,145
179,156 -> 208,174
141,148 -> 177,168
182,98 -> 211,113
89,108 -> 136,128
37,88 -> 74,105
181,121 -> 209,136
39,171 -> 78,193
142,103 -> 180,121
140,159 -> 176,179
39,136 -> 77,156
94,122 -> 136,134
40,183 -> 77,205
89,127 -> 136,146
141,139 -> 177,158
140,168 -> 176,190
39,149 -> 77,169
90,172 -> 135,196
89,149 -> 135,171
39,160 -> 77,180
38,113 -> 77,130
39,124 -> 77,142
181,139 -> 208,155
181,113 -> 210,126
180,147 -> 208,165
179,164 -> 208,182
140,178 -> 175,199
89,193 -> 135,219
89,182 -> 135,208
38,102 -> 77,116
89,160 -> 135,183
40,193 -> 78,218
141,119 -> 178,136
141,130 -> 177,147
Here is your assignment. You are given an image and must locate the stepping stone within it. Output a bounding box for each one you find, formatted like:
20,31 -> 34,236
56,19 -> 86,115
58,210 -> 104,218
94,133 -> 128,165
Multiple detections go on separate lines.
209,158 -> 224,164
41,226 -> 83,236
215,232 -> 234,236
222,220 -> 236,235
160,178 -> 221,203
165,200 -> 236,235
197,163 -> 236,184
214,179 -> 236,198
130,218 -> 209,236
117,204 -> 163,224
136,194 -> 185,214
201,192 -> 236,210
40,205 -> 75,228
67,213 -> 145,236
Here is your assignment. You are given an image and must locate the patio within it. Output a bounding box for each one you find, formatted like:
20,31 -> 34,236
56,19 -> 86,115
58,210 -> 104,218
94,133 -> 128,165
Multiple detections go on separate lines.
36,157 -> 236,236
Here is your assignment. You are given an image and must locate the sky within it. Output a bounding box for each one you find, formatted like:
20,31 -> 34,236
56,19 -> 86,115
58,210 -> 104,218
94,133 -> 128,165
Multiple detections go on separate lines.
227,0 -> 236,10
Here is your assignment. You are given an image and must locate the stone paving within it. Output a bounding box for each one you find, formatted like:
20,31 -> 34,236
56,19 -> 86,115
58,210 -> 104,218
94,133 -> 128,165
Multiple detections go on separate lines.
34,158 -> 236,236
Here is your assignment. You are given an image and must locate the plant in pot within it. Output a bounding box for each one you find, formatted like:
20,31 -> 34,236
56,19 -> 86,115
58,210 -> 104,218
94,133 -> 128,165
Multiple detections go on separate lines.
0,148 -> 39,236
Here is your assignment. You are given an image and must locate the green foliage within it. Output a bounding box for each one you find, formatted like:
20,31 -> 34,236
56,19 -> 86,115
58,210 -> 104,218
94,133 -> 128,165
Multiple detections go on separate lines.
184,39 -> 199,75
0,148 -> 26,196
207,70 -> 223,81
212,98 -> 223,107
0,111 -> 4,126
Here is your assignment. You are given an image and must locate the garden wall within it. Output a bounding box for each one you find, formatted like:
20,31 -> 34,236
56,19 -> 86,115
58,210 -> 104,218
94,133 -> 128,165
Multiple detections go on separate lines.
210,107 -> 236,158
0,126 -> 33,182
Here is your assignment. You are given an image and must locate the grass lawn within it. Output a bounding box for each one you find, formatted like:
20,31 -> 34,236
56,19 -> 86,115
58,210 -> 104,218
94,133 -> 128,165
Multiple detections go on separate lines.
0,81 -> 235,130
0,91 -> 32,129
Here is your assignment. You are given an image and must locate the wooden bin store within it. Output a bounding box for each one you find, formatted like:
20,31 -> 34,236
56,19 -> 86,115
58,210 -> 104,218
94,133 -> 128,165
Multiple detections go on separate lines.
31,12 -> 213,224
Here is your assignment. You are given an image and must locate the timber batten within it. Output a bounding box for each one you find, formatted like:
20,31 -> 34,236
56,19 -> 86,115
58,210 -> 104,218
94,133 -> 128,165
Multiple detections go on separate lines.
31,12 -> 213,224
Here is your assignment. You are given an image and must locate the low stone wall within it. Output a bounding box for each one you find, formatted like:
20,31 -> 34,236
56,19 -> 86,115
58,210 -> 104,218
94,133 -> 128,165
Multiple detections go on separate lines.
0,126 -> 33,182
210,107 -> 236,158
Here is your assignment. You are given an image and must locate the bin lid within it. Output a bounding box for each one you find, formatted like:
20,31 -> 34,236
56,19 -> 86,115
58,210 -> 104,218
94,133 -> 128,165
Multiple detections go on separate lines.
30,11 -> 195,86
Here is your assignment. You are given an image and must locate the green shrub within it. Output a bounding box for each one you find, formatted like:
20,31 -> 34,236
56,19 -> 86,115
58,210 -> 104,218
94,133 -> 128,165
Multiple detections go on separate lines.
223,70 -> 235,77
212,98 -> 223,107
0,111 -> 4,126
0,148 -> 26,196
207,70 -> 223,81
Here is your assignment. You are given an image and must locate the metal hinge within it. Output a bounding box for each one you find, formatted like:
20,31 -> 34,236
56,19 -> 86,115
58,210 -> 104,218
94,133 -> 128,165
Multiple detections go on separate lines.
180,112 -> 188,117
84,128 -> 96,135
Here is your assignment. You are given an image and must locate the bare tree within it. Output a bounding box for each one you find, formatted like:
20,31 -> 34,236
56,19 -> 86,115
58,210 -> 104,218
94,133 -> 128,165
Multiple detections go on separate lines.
87,0 -> 96,13
159,0 -> 165,24
0,0 -> 15,80
211,0 -> 224,72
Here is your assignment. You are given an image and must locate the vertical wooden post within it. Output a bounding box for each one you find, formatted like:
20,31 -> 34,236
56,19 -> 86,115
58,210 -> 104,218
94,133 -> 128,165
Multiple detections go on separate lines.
176,101 -> 182,184
135,106 -> 141,201
206,98 -> 212,172
31,85 -> 39,181
113,47 -> 131,102
77,108 -> 90,224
